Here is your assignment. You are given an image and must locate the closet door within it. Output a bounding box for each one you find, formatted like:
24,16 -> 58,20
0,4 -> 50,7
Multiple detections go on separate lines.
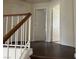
33,9 -> 46,41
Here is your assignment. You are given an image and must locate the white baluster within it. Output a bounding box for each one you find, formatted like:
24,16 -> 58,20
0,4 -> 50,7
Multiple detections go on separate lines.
28,17 -> 31,48
25,21 -> 27,48
15,31 -> 16,59
6,16 -> 9,59
23,24 -> 24,45
11,16 -> 13,45
22,16 -> 25,45
3,17 -> 6,35
17,16 -> 20,45
20,17 -> 23,53
6,17 -> 8,34
15,16 -> 20,59
7,39 -> 9,59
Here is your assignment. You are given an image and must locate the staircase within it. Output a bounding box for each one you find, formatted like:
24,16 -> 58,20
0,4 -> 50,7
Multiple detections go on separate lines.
3,12 -> 75,59
3,13 -> 33,59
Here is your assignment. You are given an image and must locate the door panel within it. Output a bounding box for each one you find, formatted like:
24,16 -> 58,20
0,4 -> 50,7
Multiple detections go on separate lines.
33,9 -> 46,41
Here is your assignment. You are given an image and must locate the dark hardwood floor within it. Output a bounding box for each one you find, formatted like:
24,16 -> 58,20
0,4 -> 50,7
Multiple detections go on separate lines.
30,41 -> 75,59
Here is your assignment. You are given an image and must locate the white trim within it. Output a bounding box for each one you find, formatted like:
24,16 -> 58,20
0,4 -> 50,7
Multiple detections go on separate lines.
45,9 -> 48,42
51,9 -> 53,42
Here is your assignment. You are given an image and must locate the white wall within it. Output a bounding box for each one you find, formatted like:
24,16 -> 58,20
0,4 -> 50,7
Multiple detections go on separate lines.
60,0 -> 75,47
3,0 -> 32,14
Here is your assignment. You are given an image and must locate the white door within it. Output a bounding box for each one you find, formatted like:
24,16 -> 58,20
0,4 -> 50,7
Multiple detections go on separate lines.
33,9 -> 46,41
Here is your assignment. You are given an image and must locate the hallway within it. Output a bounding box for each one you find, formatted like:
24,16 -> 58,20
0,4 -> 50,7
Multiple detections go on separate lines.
30,41 -> 75,59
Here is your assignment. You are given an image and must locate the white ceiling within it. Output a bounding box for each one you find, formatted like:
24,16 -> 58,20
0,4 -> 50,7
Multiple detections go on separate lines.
23,0 -> 52,3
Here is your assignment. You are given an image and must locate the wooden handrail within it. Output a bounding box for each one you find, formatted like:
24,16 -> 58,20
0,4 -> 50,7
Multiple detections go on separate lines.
4,13 -> 29,16
3,13 -> 32,43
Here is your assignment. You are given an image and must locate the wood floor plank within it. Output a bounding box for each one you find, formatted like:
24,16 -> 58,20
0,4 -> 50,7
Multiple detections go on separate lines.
30,41 -> 75,59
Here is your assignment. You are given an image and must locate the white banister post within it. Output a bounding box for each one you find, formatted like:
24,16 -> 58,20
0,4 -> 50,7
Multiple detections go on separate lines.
28,16 -> 31,48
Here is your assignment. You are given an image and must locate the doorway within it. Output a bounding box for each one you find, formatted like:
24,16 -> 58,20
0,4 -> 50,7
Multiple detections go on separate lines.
33,9 -> 46,41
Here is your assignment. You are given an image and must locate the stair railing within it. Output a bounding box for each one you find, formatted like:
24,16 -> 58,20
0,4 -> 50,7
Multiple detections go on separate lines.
3,13 -> 32,59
